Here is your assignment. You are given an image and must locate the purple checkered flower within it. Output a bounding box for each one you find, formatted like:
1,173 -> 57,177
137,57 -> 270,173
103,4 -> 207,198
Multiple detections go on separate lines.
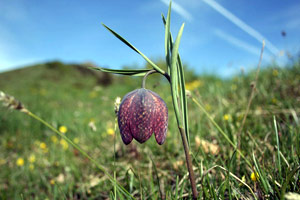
117,88 -> 168,145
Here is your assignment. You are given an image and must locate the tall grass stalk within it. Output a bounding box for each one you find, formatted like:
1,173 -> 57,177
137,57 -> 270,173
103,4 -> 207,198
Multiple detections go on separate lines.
273,116 -> 282,183
236,41 -> 265,151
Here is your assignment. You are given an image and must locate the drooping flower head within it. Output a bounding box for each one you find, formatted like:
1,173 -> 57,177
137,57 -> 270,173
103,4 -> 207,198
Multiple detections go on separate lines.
118,88 -> 168,145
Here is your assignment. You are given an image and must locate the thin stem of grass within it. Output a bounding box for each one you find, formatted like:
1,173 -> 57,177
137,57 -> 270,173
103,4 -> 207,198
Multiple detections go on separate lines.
237,41 -> 265,151
149,156 -> 164,200
273,116 -> 282,182
175,176 -> 179,199
246,131 -> 264,154
114,117 -> 118,200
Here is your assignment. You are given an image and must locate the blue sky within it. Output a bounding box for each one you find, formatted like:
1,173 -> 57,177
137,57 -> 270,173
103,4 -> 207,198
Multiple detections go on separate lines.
0,0 -> 299,77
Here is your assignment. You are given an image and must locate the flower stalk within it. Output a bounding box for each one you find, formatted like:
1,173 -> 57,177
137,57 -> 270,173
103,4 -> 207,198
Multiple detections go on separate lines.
98,1 -> 198,197
178,127 -> 198,199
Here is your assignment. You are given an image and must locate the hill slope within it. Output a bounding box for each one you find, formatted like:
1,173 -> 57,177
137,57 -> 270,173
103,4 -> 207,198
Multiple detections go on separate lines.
0,61 -> 300,199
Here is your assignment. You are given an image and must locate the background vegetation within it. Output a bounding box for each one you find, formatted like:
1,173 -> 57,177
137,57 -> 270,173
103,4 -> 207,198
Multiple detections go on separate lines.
0,60 -> 299,199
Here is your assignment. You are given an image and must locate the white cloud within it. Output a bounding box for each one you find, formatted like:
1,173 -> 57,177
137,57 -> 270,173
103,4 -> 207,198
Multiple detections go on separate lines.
214,29 -> 271,60
160,0 -> 193,22
213,29 -> 290,73
202,0 -> 280,56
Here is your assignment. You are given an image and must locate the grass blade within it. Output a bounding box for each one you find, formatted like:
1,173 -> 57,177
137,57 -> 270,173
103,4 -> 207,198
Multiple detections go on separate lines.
252,152 -> 271,194
90,66 -> 151,76
149,156 -> 163,200
102,24 -> 165,75
164,1 -> 172,70
179,180 -> 186,199
170,23 -> 185,125
273,116 -> 282,182
175,175 -> 179,199
177,55 -> 189,145
162,14 -> 190,144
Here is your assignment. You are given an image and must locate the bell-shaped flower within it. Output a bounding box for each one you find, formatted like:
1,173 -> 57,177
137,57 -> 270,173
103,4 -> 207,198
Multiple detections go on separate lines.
118,88 -> 168,145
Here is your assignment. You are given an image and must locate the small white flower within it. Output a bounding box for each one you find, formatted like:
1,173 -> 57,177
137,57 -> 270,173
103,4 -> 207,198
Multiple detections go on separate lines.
114,96 -> 121,114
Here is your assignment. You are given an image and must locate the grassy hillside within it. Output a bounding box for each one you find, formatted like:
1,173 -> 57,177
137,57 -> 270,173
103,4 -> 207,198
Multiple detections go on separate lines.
0,61 -> 299,199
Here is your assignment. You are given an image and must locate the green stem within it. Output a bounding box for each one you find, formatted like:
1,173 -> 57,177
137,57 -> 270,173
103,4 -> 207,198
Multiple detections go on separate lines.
142,70 -> 157,88
179,127 -> 198,199
141,70 -> 170,89
114,117 -> 117,200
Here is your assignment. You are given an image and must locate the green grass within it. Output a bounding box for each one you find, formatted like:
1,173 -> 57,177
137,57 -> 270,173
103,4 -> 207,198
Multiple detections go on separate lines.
0,60 -> 300,199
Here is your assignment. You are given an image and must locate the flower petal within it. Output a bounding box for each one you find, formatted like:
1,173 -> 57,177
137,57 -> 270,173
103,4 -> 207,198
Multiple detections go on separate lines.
118,90 -> 136,145
148,90 -> 168,145
130,89 -> 154,143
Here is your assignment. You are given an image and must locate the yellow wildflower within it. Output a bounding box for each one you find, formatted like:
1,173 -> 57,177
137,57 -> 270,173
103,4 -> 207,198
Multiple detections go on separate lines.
73,137 -> 79,144
50,179 -> 55,185
0,159 -> 5,165
29,164 -> 34,170
250,172 -> 259,182
271,98 -> 277,104
59,126 -> 68,134
239,175 -> 246,186
223,114 -> 231,121
40,142 -> 47,150
16,158 -> 24,166
107,128 -> 114,135
185,80 -> 203,91
60,139 -> 69,150
51,135 -> 58,143
272,69 -> 278,77
29,154 -> 36,163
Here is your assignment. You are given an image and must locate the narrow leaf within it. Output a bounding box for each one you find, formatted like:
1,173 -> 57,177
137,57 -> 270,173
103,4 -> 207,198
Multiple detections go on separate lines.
164,1 -> 172,70
175,176 -> 179,199
273,116 -> 282,182
90,66 -> 151,76
170,23 -> 185,126
102,24 -> 165,74
252,153 -> 272,193
177,55 -> 190,144
150,156 -> 163,200
163,15 -> 189,143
